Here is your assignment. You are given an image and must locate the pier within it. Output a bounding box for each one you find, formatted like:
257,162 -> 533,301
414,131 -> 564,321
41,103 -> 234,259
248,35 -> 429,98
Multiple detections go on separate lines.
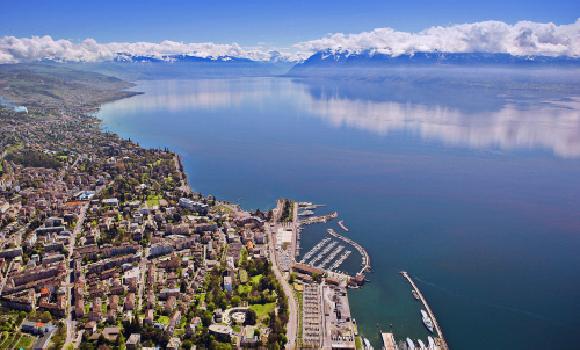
308,241 -> 338,266
299,211 -> 338,225
400,271 -> 449,350
338,220 -> 349,231
317,244 -> 345,269
329,250 -> 351,271
327,229 -> 371,276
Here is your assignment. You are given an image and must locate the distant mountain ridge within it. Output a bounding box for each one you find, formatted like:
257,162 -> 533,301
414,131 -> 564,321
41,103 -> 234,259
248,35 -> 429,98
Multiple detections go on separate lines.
113,53 -> 257,63
289,50 -> 580,75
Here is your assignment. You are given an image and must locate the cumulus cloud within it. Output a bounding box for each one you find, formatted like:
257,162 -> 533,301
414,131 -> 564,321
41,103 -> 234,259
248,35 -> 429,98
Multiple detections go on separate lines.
294,19 -> 580,57
0,35 -> 279,63
1,20 -> 579,63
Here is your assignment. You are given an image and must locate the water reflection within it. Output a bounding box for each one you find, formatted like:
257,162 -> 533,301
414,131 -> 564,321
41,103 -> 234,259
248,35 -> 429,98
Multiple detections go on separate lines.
304,89 -> 580,157
103,70 -> 580,157
296,70 -> 580,158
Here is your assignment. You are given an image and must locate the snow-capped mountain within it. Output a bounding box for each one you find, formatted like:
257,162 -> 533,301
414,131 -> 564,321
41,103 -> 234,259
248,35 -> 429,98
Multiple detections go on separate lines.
288,49 -> 580,75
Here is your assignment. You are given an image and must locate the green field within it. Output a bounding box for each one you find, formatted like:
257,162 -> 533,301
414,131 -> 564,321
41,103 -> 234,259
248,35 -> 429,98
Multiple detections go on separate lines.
249,302 -> 276,321
238,284 -> 252,295
250,274 -> 263,285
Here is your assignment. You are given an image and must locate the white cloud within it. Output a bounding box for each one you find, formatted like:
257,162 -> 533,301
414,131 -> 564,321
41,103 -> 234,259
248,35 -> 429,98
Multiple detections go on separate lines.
1,19 -> 579,64
294,19 -> 580,57
0,35 -> 280,63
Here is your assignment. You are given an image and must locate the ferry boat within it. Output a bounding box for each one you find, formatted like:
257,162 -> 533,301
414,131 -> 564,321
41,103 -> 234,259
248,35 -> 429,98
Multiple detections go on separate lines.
421,309 -> 434,333
406,338 -> 416,349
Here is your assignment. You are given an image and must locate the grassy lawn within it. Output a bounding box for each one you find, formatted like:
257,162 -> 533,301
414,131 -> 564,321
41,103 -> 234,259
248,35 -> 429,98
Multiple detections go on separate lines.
14,334 -> 34,350
249,302 -> 276,321
250,274 -> 263,285
238,284 -> 252,295
146,194 -> 161,207
355,336 -> 363,350
156,315 -> 170,325
239,269 -> 248,284
296,290 -> 303,346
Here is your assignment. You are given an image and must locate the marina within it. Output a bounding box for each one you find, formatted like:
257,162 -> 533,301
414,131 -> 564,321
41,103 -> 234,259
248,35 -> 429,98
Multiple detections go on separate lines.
317,244 -> 345,269
300,237 -> 331,263
329,250 -> 351,271
308,240 -> 338,266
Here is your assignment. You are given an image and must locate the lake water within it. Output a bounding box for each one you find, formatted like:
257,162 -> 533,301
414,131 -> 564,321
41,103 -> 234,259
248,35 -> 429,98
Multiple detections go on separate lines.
98,69 -> 580,350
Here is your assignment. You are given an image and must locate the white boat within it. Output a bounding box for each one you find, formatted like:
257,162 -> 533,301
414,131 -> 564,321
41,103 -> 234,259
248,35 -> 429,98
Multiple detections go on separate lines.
428,336 -> 436,350
363,337 -> 374,350
406,338 -> 416,349
298,209 -> 314,216
421,309 -> 434,333
418,339 -> 427,349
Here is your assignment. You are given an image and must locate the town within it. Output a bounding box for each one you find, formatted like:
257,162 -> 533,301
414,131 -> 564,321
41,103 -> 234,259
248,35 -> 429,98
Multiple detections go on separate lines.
0,64 -> 371,350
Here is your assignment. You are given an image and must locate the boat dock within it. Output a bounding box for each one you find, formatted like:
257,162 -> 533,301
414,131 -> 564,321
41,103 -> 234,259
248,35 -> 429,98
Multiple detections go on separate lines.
309,241 -> 338,266
329,250 -> 351,271
300,237 -> 331,263
327,229 -> 371,276
318,245 -> 345,269
400,271 -> 449,350
338,220 -> 349,231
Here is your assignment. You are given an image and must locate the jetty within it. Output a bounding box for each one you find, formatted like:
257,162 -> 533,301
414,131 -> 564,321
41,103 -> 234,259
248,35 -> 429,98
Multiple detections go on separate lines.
338,220 -> 349,231
327,229 -> 371,276
400,271 -> 449,350
299,211 -> 338,225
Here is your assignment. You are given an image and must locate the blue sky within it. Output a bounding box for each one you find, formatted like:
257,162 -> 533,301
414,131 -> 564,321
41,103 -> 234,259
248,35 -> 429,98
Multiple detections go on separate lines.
1,0 -> 579,46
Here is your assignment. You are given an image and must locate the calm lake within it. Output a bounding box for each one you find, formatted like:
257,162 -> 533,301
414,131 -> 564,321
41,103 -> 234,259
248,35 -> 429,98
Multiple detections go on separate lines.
98,69 -> 580,349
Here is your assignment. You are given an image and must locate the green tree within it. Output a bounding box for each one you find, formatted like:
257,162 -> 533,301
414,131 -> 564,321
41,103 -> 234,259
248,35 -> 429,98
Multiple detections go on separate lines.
40,311 -> 52,323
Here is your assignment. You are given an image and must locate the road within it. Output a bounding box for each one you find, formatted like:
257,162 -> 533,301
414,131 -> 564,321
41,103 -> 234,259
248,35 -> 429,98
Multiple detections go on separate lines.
63,180 -> 111,346
64,202 -> 88,346
267,224 -> 298,350
0,260 -> 14,296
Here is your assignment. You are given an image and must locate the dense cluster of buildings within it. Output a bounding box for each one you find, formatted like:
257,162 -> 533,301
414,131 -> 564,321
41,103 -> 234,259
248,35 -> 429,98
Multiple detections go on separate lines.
0,74 -> 287,349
